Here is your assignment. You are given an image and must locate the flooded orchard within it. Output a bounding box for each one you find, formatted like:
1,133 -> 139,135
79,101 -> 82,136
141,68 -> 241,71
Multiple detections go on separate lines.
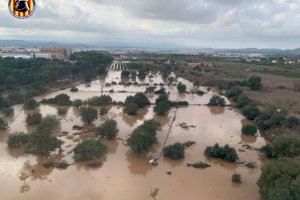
0,70 -> 266,200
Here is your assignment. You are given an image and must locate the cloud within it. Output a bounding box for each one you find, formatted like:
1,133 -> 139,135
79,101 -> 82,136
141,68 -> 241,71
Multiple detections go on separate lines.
0,0 -> 300,48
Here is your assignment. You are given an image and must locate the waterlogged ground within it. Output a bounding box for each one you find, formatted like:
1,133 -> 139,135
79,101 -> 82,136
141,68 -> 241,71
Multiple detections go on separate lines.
0,71 -> 266,200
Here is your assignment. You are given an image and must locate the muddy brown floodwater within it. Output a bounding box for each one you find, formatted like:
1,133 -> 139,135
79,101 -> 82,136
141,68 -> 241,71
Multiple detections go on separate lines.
0,71 -> 266,200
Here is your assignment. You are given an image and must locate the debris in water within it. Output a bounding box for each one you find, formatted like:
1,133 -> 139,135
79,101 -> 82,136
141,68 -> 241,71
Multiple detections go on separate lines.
187,161 -> 211,169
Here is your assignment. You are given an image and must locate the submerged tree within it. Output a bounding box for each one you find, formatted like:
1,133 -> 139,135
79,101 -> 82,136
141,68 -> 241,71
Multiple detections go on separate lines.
80,107 -> 98,125
96,119 -> 119,139
73,139 -> 107,162
127,120 -> 161,155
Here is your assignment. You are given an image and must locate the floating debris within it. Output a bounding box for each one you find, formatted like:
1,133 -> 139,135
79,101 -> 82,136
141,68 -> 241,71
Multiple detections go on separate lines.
187,161 -> 211,169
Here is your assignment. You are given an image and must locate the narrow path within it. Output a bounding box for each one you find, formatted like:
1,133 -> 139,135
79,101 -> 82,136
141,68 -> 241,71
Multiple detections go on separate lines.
157,108 -> 177,160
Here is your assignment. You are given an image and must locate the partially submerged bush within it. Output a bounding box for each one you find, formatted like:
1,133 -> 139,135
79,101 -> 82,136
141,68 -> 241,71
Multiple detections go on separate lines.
241,124 -> 257,136
42,94 -> 72,106
1,107 -> 14,117
80,106 -> 98,124
0,118 -> 7,130
241,105 -> 260,120
73,139 -> 107,162
26,112 -> 42,125
37,115 -> 60,134
88,95 -> 112,106
260,145 -> 274,158
99,107 -> 108,115
127,120 -> 161,155
286,116 -> 299,128
154,101 -> 171,115
27,132 -> 62,155
145,86 -> 156,93
232,173 -> 241,183
73,99 -> 83,108
24,98 -> 39,110
123,102 -> 139,116
257,158 -> 300,200
124,93 -> 150,108
204,143 -> 238,162
163,142 -> 185,160
96,119 -> 118,139
208,95 -> 226,106
177,82 -> 187,93
7,132 -> 30,148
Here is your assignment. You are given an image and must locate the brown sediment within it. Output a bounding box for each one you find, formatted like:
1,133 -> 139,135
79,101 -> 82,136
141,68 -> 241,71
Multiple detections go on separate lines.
0,71 -> 265,200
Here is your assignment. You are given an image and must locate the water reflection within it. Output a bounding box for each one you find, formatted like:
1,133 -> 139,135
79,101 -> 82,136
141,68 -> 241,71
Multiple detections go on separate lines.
208,106 -> 225,115
126,152 -> 153,176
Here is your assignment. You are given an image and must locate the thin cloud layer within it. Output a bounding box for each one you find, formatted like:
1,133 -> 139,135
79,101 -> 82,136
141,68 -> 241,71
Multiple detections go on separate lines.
0,0 -> 299,48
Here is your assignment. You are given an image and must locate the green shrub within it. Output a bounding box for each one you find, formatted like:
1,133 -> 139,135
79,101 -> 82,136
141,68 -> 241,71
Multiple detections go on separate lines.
257,158 -> 300,200
235,95 -> 252,108
123,102 -> 139,115
26,113 -> 42,125
7,132 -> 30,148
241,124 -> 257,135
204,143 -> 238,162
1,107 -> 14,117
43,94 -> 72,106
232,173 -> 241,183
260,145 -> 274,158
154,101 -> 171,115
225,87 -> 242,99
88,95 -> 112,106
27,132 -> 62,155
73,139 -> 107,162
96,119 -> 118,139
248,76 -> 263,90
124,93 -> 150,108
241,105 -> 260,120
177,82 -> 187,93
273,136 -> 300,158
208,95 -> 226,106
138,71 -> 146,80
37,115 -> 60,134
0,118 -> 7,130
73,99 -> 83,108
145,86 -> 156,93
24,98 -> 39,110
80,106 -> 98,124
163,142 -> 185,160
127,120 -> 161,155
99,107 -> 108,115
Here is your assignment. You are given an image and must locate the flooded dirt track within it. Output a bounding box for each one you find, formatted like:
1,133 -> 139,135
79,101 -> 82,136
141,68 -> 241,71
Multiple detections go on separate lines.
0,70 -> 266,200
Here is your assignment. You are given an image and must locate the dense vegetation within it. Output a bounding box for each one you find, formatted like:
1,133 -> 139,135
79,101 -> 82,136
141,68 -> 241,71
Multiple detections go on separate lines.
88,95 -> 112,106
96,119 -> 118,139
73,139 -> 107,162
163,142 -> 185,160
204,144 -> 238,162
37,115 -> 60,134
127,120 -> 161,155
24,98 -> 39,110
26,112 -> 42,125
0,118 -> 7,130
177,82 -> 187,93
241,124 -> 257,136
257,158 -> 300,200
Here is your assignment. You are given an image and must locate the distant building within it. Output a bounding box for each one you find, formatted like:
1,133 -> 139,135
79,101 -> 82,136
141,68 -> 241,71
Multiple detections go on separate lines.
39,47 -> 71,59
34,53 -> 52,59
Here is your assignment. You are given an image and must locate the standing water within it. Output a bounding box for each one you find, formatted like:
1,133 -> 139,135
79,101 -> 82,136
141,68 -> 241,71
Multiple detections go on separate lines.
0,71 -> 266,200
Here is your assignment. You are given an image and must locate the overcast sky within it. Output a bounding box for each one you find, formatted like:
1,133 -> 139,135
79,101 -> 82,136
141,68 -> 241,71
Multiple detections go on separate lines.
0,0 -> 300,49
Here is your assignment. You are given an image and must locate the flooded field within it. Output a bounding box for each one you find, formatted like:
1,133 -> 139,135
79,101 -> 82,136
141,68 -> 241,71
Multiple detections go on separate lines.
0,71 -> 266,200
